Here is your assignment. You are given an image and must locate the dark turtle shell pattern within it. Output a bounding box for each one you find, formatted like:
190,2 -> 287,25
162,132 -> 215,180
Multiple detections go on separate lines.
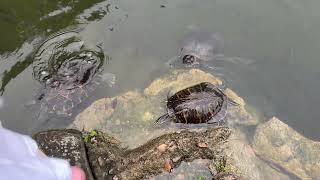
157,82 -> 230,125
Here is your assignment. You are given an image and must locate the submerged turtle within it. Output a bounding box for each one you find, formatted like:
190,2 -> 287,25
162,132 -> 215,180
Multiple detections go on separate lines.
166,31 -> 222,69
32,27 -> 115,116
156,82 -> 237,126
167,30 -> 253,69
180,31 -> 221,66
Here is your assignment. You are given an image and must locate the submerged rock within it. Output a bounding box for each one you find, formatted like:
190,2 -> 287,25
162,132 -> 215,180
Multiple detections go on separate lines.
226,129 -> 294,180
35,68 -> 315,179
252,117 -> 320,179
72,69 -> 258,148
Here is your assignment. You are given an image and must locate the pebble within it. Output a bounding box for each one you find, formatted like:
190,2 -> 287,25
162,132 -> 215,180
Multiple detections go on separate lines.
157,144 -> 168,153
172,156 -> 181,163
164,160 -> 172,172
197,142 -> 208,148
98,156 -> 104,166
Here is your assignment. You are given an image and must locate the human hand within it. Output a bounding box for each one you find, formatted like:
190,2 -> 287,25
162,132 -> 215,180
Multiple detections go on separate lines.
0,127 -> 86,180
71,166 -> 86,180
39,150 -> 86,180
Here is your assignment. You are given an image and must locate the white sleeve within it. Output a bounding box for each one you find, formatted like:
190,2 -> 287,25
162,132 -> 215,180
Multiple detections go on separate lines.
0,127 -> 72,180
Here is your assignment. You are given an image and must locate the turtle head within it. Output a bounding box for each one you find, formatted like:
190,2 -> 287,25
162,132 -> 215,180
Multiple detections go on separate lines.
182,55 -> 196,65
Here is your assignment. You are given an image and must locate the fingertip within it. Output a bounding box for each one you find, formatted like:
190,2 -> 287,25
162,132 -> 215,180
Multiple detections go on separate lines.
71,166 -> 86,180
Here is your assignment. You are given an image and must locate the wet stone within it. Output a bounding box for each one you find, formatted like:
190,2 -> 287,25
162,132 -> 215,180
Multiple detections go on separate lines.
85,128 -> 232,180
152,159 -> 213,180
33,129 -> 94,180
253,117 -> 320,179
226,128 -> 294,180
72,69 -> 259,149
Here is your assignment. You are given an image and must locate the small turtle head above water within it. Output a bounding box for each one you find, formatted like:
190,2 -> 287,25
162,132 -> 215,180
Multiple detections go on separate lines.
156,82 -> 237,128
180,31 -> 221,66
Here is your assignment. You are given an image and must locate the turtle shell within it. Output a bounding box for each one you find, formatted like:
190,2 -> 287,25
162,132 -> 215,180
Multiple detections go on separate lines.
166,82 -> 228,124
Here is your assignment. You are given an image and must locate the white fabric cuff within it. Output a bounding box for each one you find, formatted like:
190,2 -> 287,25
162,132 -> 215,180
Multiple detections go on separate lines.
46,158 -> 72,180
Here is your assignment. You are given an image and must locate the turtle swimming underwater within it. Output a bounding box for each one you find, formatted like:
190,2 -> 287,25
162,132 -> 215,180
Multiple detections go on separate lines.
156,82 -> 237,127
32,27 -> 115,116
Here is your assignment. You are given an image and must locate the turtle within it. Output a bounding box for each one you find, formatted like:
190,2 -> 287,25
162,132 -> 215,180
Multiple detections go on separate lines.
167,30 -> 253,70
156,82 -> 237,127
32,27 -> 115,117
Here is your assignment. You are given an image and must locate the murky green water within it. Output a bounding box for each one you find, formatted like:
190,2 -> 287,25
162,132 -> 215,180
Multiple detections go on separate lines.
0,0 -> 319,140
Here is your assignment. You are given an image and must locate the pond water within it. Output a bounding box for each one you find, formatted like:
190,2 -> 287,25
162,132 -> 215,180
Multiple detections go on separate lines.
0,0 -> 319,140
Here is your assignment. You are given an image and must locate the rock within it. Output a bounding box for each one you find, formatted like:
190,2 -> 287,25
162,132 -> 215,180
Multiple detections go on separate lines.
152,159 -> 213,180
72,90 -> 164,148
72,69 -> 259,149
252,117 -> 320,179
214,172 -> 240,180
144,69 -> 222,96
157,144 -> 168,153
86,127 -> 232,180
72,97 -> 117,131
33,129 -> 94,180
197,142 -> 208,148
164,160 -> 173,172
226,128 -> 294,180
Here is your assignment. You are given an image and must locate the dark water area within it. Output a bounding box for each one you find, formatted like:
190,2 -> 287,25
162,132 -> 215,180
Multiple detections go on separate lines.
0,0 -> 320,141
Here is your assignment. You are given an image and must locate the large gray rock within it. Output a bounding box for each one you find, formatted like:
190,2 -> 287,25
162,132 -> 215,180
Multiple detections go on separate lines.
253,117 -> 320,179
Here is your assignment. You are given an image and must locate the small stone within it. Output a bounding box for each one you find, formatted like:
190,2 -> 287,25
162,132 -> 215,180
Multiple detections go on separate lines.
197,142 -> 208,148
160,5 -> 166,8
172,156 -> 181,162
97,156 -> 104,166
164,160 -> 172,172
157,144 -> 168,153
